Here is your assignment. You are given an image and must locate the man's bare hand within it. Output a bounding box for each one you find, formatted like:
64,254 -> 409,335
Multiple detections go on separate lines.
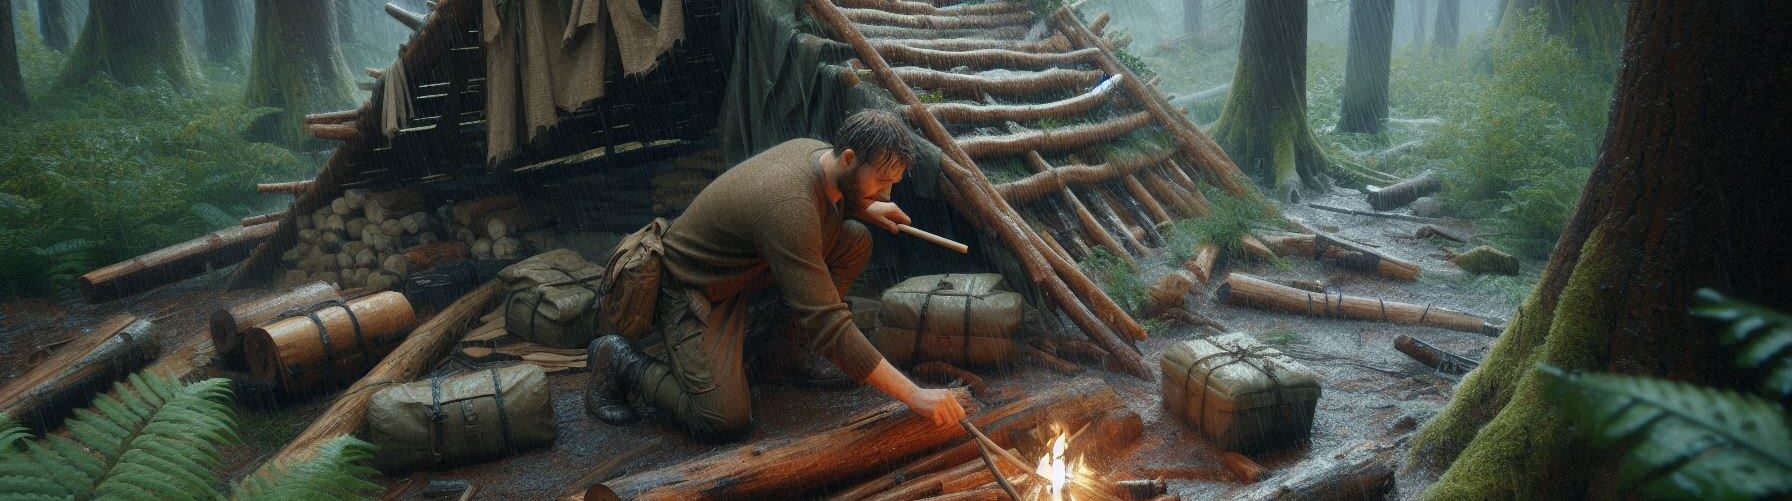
854,201 -> 912,234
905,387 -> 967,427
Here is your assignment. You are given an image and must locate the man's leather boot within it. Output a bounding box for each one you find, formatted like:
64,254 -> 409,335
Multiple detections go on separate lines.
585,335 -> 647,425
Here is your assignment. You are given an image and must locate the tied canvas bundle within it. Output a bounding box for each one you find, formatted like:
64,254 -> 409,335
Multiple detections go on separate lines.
364,363 -> 556,472
872,274 -> 1024,368
499,249 -> 607,348
1161,333 -> 1321,452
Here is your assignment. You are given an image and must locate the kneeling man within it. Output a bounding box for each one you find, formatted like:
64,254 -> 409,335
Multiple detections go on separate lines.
586,110 -> 966,441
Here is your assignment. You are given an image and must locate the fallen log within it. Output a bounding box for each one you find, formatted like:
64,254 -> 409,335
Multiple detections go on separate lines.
1143,270 -> 1195,319
563,438 -> 663,501
243,291 -> 419,394
889,67 -> 1104,99
961,112 -> 1152,159
1182,242 -> 1220,282
241,211 -> 286,227
813,0 -> 1153,378
1414,224 -> 1468,243
256,180 -> 315,194
880,44 -> 1101,71
1219,451 -> 1267,484
841,7 -> 1034,29
385,2 -> 426,31
79,222 -> 278,302
1215,440 -> 1396,501
593,389 -> 980,500
1255,233 -> 1421,281
303,108 -> 361,125
1306,203 -> 1440,224
1238,234 -> 1279,262
1393,335 -> 1479,376
305,123 -> 360,141
209,281 -> 343,370
823,378 -> 1125,501
0,314 -> 157,431
253,281 -> 499,471
1218,274 -> 1498,335
1366,172 -> 1441,211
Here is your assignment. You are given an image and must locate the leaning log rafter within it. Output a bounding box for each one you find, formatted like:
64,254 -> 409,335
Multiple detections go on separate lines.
840,7 -> 1035,29
918,74 -> 1120,124
994,146 -> 1176,204
891,67 -> 1105,98
957,111 -> 1152,158
835,0 -> 1031,16
875,44 -> 1101,71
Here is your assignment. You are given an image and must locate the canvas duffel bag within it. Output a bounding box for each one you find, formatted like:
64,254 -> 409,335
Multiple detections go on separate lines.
1161,333 -> 1321,452
499,249 -> 605,348
872,274 -> 1023,367
364,363 -> 556,472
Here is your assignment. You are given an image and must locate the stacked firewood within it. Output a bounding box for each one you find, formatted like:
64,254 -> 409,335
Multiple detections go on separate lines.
280,189 -> 436,290
443,195 -> 535,261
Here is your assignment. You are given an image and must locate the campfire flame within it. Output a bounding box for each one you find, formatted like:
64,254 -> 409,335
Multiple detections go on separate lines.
1033,426 -> 1088,501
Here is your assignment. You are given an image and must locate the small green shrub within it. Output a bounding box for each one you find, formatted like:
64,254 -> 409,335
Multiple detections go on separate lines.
1163,188 -> 1275,262
1080,247 -> 1144,314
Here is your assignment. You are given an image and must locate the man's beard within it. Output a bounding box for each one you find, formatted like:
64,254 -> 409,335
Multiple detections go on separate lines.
838,164 -> 870,213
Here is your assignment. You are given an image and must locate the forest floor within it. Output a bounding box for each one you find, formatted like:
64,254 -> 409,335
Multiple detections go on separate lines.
0,186 -> 1536,500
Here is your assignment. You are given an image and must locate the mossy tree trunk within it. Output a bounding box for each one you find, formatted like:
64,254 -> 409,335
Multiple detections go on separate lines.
1339,0 -> 1394,134
1403,2 -> 1792,499
37,0 -> 68,52
1431,0 -> 1459,51
244,0 -> 357,146
1501,0 -> 1624,59
1,0 -> 26,108
1184,0 -> 1203,34
202,0 -> 244,67
57,0 -> 195,90
1209,0 -> 1330,202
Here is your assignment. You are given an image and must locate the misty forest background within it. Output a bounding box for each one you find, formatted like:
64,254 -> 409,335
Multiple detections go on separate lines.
0,0 -> 1616,300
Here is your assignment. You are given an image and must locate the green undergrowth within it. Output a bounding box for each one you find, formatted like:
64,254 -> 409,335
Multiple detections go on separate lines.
0,31 -> 311,298
1163,188 -> 1276,262
1080,246 -> 1144,314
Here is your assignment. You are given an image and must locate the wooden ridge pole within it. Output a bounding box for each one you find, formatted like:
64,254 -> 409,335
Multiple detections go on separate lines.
1048,8 -> 1254,198
807,0 -> 1151,378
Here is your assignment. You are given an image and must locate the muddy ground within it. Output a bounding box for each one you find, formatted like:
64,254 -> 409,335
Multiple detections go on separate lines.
0,187 -> 1533,500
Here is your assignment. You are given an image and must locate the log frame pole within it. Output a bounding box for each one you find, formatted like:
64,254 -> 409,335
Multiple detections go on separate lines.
806,0 -> 1152,378
1048,8 -> 1255,198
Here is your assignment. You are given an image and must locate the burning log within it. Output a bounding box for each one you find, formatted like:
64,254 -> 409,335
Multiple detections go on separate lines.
593,389 -> 980,500
79,222 -> 278,302
1219,274 -> 1499,335
209,281 -> 343,370
841,7 -> 1034,29
1366,172 -> 1442,211
812,0 -> 1153,379
860,450 -> 1024,501
891,67 -> 1106,98
1182,242 -> 1221,282
961,112 -> 1152,159
255,281 -> 499,471
0,314 -> 157,431
242,291 -> 419,393
1393,335 -> 1479,376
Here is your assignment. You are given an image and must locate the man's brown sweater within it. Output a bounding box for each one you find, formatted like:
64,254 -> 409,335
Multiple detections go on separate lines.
660,138 -> 886,382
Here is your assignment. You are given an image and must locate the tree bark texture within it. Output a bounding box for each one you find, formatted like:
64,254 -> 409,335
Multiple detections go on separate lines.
1405,2 -> 1792,498
1209,0 -> 1329,202
57,0 -> 195,90
1501,0 -> 1625,59
1430,0 -> 1459,51
36,0 -> 68,52
0,0 -> 26,107
244,0 -> 358,146
202,0 -> 244,66
1339,0 -> 1394,133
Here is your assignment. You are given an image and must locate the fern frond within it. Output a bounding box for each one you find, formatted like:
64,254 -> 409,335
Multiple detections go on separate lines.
0,416 -> 29,453
88,376 -> 235,500
230,435 -> 381,501
1541,365 -> 1792,500
1693,288 -> 1792,398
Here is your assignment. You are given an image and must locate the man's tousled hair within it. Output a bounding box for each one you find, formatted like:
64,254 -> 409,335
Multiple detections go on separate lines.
833,110 -> 914,172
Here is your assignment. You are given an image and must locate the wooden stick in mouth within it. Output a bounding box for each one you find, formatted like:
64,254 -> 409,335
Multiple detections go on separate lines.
900,224 -> 970,254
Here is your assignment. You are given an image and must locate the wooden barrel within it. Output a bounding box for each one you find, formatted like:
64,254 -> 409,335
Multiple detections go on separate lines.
244,291 -> 418,394
210,281 -> 342,370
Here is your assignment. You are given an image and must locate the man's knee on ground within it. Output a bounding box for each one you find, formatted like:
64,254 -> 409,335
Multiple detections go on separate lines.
686,396 -> 753,442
